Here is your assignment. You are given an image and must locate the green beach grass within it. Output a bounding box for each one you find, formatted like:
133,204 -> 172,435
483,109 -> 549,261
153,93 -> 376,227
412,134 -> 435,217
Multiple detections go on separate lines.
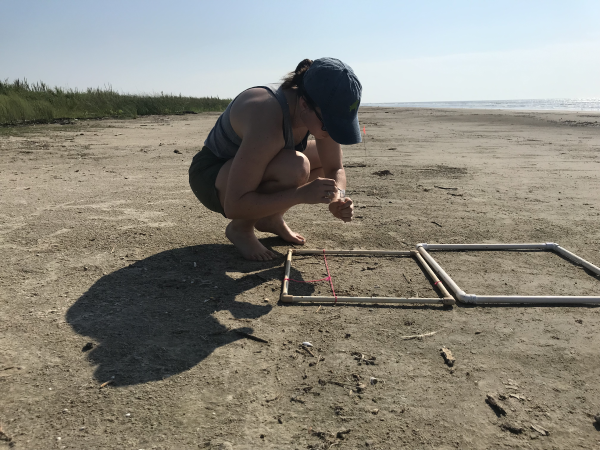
0,79 -> 231,125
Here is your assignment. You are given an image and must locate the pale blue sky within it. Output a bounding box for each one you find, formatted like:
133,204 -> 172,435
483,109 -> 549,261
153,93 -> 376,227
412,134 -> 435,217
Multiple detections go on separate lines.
2,0 -> 599,102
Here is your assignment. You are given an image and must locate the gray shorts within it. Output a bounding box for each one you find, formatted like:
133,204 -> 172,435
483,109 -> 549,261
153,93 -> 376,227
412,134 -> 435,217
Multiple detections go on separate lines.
189,146 -> 228,217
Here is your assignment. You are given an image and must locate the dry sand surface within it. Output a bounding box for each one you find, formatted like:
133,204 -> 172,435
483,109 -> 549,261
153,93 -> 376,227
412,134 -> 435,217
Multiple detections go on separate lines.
1,108 -> 600,449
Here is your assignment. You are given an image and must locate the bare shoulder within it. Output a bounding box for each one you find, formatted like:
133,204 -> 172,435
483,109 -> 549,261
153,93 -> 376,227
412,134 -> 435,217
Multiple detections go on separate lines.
229,87 -> 283,142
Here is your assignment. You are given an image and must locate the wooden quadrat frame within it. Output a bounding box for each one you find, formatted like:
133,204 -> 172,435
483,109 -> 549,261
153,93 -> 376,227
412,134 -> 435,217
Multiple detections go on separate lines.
280,249 -> 455,305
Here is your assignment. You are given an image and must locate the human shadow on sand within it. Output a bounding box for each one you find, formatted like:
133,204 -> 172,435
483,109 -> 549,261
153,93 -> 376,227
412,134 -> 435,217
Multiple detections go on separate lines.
66,242 -> 310,386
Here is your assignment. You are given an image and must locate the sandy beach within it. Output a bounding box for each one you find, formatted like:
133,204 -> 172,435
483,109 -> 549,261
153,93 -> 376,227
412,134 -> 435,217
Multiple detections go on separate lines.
1,107 -> 600,449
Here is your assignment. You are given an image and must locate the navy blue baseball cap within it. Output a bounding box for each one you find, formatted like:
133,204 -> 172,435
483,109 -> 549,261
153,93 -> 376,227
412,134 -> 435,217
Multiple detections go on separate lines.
303,57 -> 362,145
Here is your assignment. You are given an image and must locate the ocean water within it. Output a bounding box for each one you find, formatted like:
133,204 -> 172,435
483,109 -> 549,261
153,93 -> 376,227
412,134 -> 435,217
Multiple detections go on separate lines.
364,98 -> 600,112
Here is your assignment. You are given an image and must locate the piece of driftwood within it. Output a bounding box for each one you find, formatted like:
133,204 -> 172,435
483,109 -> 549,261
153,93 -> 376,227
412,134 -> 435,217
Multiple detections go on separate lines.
434,185 -> 458,190
440,347 -> 455,366
531,424 -> 549,436
401,331 -> 437,340
302,346 -> 316,357
486,394 -> 507,416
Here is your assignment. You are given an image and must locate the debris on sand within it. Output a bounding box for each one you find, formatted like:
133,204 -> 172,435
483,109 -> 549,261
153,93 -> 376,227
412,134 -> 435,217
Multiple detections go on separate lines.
0,425 -> 12,443
356,383 -> 367,394
486,394 -> 507,416
373,170 -> 393,176
501,422 -> 524,434
173,149 -> 182,154
336,429 -> 352,439
310,428 -> 332,438
308,429 -> 336,450
82,342 -> 94,352
99,380 -> 114,389
308,355 -> 323,366
440,347 -> 455,367
434,185 -> 458,191
301,345 -> 316,357
401,331 -> 437,340
370,377 -> 378,385
531,424 -> 549,436
309,428 -> 343,448
351,352 -> 376,365
265,394 -> 280,403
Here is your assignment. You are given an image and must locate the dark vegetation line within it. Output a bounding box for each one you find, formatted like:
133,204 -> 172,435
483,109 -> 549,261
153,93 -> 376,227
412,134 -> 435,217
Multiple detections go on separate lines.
0,78 -> 231,126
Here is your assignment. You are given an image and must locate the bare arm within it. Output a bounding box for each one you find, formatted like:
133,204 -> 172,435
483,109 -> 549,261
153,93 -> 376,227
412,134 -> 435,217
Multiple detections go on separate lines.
316,136 -> 354,222
315,136 -> 346,189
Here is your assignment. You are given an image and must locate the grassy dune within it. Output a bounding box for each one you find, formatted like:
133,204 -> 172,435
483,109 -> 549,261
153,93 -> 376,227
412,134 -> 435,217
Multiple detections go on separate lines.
0,79 -> 231,125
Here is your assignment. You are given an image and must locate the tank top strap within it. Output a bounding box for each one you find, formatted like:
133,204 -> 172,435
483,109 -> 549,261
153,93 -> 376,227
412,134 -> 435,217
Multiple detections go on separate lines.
264,84 -> 296,150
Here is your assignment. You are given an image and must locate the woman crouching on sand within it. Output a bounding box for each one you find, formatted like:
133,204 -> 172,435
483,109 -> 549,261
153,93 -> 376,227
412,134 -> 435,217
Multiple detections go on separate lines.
189,57 -> 362,260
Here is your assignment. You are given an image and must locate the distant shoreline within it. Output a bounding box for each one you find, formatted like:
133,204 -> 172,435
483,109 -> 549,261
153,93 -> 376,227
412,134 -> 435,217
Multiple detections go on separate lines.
364,98 -> 600,112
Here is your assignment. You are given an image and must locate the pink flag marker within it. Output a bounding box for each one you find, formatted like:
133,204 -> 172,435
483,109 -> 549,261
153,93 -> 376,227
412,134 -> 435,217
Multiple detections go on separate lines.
363,126 -> 366,135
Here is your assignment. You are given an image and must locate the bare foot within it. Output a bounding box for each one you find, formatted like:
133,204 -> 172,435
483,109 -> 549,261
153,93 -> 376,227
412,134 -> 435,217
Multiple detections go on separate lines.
255,215 -> 306,245
226,221 -> 276,261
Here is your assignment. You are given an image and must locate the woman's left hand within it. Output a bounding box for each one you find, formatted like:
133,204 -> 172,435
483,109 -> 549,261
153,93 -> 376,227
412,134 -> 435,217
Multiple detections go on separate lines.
329,197 -> 354,222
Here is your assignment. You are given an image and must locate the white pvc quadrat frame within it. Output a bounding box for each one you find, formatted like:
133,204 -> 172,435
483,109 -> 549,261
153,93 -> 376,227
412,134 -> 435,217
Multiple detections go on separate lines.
280,249 -> 455,305
417,242 -> 600,304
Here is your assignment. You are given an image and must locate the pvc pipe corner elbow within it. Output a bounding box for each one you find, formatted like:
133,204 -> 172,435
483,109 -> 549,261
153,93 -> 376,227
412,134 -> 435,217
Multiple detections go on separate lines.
457,291 -> 477,303
545,242 -> 558,250
417,243 -> 427,249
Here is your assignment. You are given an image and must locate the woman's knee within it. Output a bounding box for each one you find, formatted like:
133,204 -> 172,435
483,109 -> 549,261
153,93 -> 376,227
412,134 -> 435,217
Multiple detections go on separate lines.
263,149 -> 310,187
292,151 -> 311,186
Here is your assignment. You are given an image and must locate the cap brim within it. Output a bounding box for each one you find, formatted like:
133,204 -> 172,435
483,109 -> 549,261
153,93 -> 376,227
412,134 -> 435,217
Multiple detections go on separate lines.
321,111 -> 361,145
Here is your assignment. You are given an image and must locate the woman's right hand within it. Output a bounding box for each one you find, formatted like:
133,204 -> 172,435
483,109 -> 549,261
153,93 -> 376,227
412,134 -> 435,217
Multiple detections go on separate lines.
298,177 -> 338,204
